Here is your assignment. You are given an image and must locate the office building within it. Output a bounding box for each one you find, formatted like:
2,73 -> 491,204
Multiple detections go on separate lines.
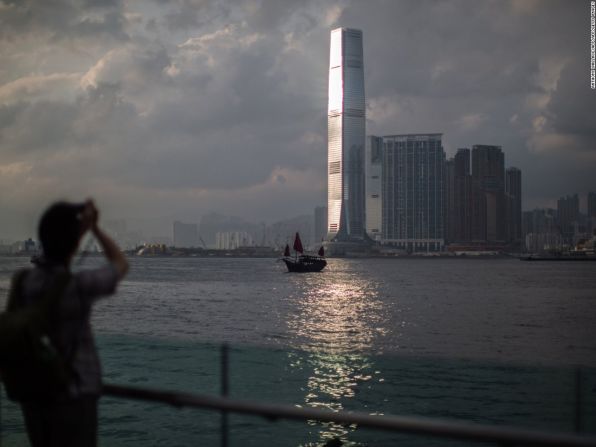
471,145 -> 505,243
505,167 -> 522,245
445,149 -> 473,244
173,221 -> 198,247
588,192 -> 596,236
216,231 -> 254,250
522,208 -> 561,252
327,28 -> 366,241
378,134 -> 445,252
589,192 -> 596,218
452,148 -> 473,243
557,194 -> 579,243
365,136 -> 383,241
445,158 -> 455,243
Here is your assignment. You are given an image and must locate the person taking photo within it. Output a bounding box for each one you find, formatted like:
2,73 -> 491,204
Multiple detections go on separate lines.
4,199 -> 128,447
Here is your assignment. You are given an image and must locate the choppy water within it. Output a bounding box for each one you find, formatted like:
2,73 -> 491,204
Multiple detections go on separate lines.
1,256 -> 595,446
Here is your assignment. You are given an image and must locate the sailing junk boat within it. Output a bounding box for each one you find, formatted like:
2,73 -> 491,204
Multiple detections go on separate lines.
282,233 -> 327,273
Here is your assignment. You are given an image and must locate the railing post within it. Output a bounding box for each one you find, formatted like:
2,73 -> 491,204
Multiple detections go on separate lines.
574,367 -> 581,433
221,343 -> 229,447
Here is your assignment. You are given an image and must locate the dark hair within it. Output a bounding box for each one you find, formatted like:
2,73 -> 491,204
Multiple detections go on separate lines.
38,202 -> 85,262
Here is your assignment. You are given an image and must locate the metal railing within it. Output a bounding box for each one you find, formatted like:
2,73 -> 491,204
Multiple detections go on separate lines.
101,382 -> 596,446
1,343 -> 594,446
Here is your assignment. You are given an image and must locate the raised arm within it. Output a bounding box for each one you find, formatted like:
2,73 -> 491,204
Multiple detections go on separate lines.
82,200 -> 129,279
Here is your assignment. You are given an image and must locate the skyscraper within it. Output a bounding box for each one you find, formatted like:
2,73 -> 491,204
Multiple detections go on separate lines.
365,136 -> 383,241
557,194 -> 579,243
471,145 -> 505,243
522,208 -> 561,252
588,192 -> 596,218
379,134 -> 445,252
453,148 -> 472,243
327,28 -> 366,241
445,158 -> 455,243
588,192 -> 596,236
505,167 -> 522,245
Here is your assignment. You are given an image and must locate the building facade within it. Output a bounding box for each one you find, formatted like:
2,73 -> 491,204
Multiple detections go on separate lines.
588,192 -> 596,236
365,136 -> 383,241
557,194 -> 579,244
471,145 -> 505,243
445,149 -> 473,244
588,192 -> 596,218
452,148 -> 473,243
327,28 -> 366,241
522,208 -> 561,252
374,134 -> 445,252
505,167 -> 522,245
215,231 -> 254,250
445,158 -> 455,243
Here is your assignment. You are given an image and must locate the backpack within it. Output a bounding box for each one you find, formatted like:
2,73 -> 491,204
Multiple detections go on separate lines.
0,269 -> 78,402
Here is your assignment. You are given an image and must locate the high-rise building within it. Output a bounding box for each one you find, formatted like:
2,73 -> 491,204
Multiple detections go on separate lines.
327,28 -> 366,241
365,136 -> 383,241
378,134 -> 445,252
445,158 -> 455,243
215,231 -> 254,250
557,194 -> 579,243
588,192 -> 596,236
522,208 -> 561,252
453,148 -> 472,243
173,221 -> 198,247
471,145 -> 505,243
588,192 -> 596,218
445,149 -> 474,244
505,167 -> 522,245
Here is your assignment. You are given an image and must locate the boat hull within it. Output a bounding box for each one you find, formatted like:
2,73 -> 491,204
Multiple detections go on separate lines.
283,256 -> 327,272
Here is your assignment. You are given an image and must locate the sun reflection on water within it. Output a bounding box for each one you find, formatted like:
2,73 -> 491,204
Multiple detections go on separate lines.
286,261 -> 388,446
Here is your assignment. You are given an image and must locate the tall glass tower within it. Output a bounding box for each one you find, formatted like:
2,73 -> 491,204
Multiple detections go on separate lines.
327,28 -> 366,241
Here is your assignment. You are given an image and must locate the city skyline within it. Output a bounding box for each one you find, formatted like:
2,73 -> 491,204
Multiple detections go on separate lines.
0,1 -> 593,240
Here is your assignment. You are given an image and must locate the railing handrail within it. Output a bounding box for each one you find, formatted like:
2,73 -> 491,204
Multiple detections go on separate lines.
102,383 -> 596,446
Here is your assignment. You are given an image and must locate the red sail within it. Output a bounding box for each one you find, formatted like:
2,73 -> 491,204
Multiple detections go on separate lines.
318,246 -> 325,257
283,244 -> 290,257
293,232 -> 304,254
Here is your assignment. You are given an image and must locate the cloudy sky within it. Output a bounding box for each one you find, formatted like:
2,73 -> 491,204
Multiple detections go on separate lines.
0,0 -> 594,239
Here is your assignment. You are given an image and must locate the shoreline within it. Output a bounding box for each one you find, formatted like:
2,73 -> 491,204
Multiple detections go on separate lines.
0,252 -> 522,260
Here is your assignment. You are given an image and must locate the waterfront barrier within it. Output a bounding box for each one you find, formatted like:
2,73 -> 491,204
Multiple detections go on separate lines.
1,341 -> 595,445
101,382 -> 596,446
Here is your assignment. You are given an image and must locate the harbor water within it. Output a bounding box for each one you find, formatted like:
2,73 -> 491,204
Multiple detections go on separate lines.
1,256 -> 595,445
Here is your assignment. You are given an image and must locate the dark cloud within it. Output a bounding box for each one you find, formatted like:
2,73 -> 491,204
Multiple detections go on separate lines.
0,0 -> 594,239
0,0 -> 129,42
545,59 -> 596,143
158,0 -> 231,32
0,100 -> 77,156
